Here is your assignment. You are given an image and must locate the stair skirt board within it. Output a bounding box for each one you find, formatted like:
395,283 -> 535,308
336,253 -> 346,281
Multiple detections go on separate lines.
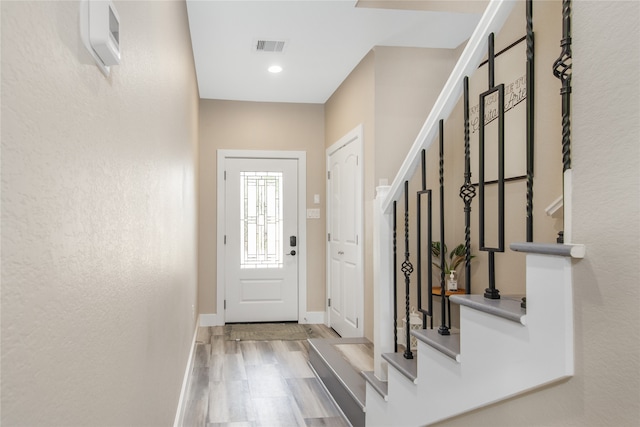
308,338 -> 372,427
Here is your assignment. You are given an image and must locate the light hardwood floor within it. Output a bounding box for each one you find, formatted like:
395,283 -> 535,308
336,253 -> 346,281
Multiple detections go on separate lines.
181,325 -> 351,427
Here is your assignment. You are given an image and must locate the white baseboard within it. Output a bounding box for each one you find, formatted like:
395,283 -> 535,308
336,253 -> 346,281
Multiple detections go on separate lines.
199,313 -> 223,326
173,325 -> 198,427
199,312 -> 325,326
300,311 -> 326,324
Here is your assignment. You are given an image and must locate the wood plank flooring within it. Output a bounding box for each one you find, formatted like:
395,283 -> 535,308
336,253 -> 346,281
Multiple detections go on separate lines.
180,324 -> 351,427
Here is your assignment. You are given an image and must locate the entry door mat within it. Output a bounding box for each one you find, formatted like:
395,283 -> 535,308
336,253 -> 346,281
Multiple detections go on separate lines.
225,323 -> 319,341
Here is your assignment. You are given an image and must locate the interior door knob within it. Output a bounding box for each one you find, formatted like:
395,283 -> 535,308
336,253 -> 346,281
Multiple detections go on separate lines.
286,250 -> 296,256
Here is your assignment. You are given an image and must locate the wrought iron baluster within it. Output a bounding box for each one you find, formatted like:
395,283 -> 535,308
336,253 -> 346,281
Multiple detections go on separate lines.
523,0 -> 536,309
526,0 -> 535,243
478,33 -> 504,300
553,0 -> 572,246
438,120 -> 450,336
402,181 -> 414,358
459,77 -> 476,295
393,201 -> 398,353
417,149 -> 433,329
421,148 -> 427,190
416,150 -> 425,328
426,189 -> 433,329
553,0 -> 572,174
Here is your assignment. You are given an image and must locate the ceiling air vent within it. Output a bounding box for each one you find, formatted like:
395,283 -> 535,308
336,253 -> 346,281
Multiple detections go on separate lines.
255,40 -> 286,53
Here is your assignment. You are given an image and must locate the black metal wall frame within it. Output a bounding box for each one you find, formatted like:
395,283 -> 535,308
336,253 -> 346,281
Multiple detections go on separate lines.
478,35 -> 526,68
472,35 -> 531,189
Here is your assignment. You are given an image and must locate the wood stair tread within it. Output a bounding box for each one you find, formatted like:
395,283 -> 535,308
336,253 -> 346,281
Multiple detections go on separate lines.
450,294 -> 526,325
361,371 -> 388,400
382,352 -> 418,383
412,329 -> 461,362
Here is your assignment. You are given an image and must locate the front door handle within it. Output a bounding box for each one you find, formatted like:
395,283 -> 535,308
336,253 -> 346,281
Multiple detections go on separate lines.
286,250 -> 297,256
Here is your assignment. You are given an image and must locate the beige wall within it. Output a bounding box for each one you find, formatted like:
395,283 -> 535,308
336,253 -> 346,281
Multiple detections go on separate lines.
325,46 -> 460,340
433,0 -> 640,425
1,1 -> 199,426
325,52 -> 376,338
198,100 -> 325,316
374,46 -> 461,185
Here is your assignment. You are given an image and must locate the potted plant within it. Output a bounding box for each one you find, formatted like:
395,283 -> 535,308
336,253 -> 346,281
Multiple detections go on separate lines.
431,241 -> 474,291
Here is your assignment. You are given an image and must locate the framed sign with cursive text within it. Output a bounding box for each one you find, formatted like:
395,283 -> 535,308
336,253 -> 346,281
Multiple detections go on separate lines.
470,37 -> 527,184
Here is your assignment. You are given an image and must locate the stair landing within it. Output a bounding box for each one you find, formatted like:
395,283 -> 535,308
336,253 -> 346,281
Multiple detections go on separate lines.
308,337 -> 373,427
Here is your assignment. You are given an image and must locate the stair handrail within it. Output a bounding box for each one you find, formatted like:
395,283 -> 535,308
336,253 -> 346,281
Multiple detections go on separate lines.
381,0 -> 517,214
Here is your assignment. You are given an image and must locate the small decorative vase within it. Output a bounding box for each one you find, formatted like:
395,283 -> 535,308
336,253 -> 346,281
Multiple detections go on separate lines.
447,271 -> 458,291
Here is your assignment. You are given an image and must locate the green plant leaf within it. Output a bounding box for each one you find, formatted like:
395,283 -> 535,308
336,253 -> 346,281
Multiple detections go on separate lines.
450,244 -> 466,259
431,241 -> 441,258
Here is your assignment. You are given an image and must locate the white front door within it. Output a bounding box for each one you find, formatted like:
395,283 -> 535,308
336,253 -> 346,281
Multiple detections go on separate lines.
327,126 -> 363,337
224,157 -> 299,322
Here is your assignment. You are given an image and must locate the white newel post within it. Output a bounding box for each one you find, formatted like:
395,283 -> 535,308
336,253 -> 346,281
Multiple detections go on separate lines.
373,185 -> 394,381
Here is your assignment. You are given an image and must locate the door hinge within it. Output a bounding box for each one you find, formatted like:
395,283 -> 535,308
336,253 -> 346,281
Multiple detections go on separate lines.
356,156 -> 359,166
224,235 -> 227,244
328,298 -> 331,308
356,234 -> 359,245
327,171 -> 331,180
224,300 -> 226,310
328,233 -> 331,242
356,318 -> 359,328
224,171 -> 227,180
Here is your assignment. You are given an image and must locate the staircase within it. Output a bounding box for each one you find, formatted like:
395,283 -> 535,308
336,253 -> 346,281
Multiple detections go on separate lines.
363,0 -> 583,424
310,1 -> 585,425
364,243 -> 584,426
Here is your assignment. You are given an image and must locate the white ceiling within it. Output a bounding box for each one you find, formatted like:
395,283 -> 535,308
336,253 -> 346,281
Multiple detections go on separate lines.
186,1 -> 484,104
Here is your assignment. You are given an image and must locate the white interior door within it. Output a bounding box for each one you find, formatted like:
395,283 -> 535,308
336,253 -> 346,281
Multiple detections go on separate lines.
224,157 -> 298,322
327,127 -> 363,337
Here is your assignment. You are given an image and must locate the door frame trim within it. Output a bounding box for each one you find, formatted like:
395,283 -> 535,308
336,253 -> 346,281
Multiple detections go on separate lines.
326,124 -> 364,336
217,149 -> 307,324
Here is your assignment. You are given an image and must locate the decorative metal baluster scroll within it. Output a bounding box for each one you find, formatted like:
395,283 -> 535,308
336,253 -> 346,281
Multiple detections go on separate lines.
438,120 -> 450,336
393,201 -> 398,353
478,33 -> 505,300
402,181 -> 414,359
459,77 -> 476,295
417,149 -> 433,329
553,0 -> 572,246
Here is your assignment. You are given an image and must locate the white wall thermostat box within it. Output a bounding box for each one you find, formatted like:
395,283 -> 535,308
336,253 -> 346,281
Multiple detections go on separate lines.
89,0 -> 120,66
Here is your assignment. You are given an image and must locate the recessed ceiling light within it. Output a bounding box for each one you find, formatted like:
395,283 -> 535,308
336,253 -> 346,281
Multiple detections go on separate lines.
268,65 -> 283,74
